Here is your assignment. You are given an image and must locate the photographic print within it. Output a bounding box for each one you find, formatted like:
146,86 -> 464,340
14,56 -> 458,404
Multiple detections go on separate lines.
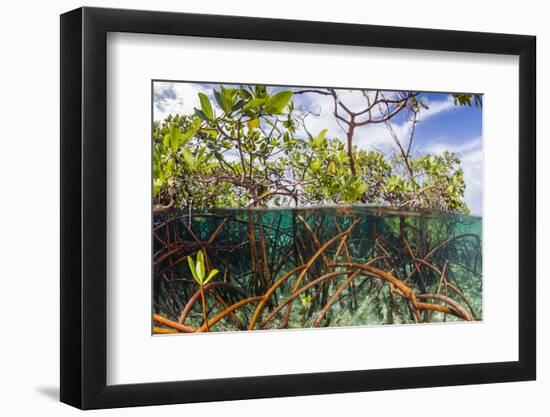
152,81 -> 482,335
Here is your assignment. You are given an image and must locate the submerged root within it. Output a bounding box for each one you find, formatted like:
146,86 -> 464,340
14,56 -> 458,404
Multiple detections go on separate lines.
153,212 -> 481,333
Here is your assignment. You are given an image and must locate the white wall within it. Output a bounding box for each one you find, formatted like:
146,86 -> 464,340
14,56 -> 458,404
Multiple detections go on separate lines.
0,0 -> 545,415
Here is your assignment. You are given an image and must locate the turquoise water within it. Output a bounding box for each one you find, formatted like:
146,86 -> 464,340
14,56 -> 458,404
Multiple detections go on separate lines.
153,206 -> 482,331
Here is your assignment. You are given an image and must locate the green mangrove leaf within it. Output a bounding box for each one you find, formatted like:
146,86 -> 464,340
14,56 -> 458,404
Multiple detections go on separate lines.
214,91 -> 227,114
355,181 -> 368,195
169,125 -> 183,153
242,98 -> 266,113
247,118 -> 260,130
196,261 -> 205,282
300,293 -> 312,307
214,87 -> 235,114
152,179 -> 163,198
194,108 -> 210,122
201,128 -> 218,139
195,146 -> 211,167
188,256 -> 200,284
203,269 -> 219,285
182,148 -> 195,170
196,250 -> 205,282
264,91 -> 293,114
180,126 -> 197,145
255,85 -> 267,97
199,92 -> 214,120
311,129 -> 328,149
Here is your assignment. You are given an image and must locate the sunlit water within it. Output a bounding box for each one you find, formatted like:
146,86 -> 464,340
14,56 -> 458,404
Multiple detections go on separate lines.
153,206 -> 482,331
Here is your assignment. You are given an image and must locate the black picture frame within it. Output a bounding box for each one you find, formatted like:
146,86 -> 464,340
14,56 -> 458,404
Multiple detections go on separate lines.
60,6 -> 536,410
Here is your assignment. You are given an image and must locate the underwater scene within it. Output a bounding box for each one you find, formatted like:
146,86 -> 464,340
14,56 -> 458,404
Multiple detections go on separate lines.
153,207 -> 482,333
152,81 -> 483,334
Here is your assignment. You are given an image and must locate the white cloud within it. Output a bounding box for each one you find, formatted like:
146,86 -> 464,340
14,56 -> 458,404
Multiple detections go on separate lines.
296,93 -> 339,136
153,82 -> 211,122
417,96 -> 455,122
423,137 -> 480,155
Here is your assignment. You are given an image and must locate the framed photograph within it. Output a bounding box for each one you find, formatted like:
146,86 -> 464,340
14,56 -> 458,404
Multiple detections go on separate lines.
60,6 -> 536,409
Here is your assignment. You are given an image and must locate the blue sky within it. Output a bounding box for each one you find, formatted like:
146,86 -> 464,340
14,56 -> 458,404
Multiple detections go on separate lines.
154,82 -> 482,215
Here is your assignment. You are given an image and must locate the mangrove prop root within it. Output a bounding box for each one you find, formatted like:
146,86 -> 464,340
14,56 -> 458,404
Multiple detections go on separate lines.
445,281 -> 477,319
178,282 -> 245,324
261,270 -> 354,328
313,271 -> 360,327
297,215 -> 331,268
429,260 -> 448,322
333,262 -> 473,321
415,301 -> 465,319
153,314 -> 196,333
153,326 -> 178,334
416,293 -> 473,321
312,256 -> 387,327
211,290 -> 244,329
279,218 -> 361,328
196,296 -> 263,333
417,258 -> 478,320
248,265 -> 307,330
155,212 -> 480,331
333,262 -> 414,299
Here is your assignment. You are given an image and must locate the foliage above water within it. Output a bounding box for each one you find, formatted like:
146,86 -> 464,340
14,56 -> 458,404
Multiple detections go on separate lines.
153,85 -> 481,213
